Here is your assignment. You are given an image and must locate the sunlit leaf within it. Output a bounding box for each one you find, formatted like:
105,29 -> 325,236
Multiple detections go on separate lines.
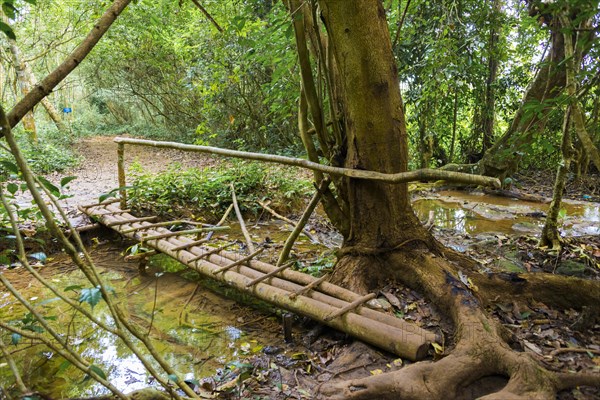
431,342 -> 444,354
60,176 -> 77,187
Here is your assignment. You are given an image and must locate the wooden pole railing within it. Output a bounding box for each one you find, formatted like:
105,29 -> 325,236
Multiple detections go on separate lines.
113,137 -> 501,191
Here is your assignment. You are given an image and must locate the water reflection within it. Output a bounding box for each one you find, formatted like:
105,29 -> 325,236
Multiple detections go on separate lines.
413,191 -> 600,236
0,247 -> 292,398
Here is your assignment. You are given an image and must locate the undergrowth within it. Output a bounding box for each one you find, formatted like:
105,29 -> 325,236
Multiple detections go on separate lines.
127,160 -> 313,222
0,128 -> 80,174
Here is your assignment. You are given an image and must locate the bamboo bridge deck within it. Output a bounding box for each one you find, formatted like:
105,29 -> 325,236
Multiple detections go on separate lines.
79,199 -> 437,361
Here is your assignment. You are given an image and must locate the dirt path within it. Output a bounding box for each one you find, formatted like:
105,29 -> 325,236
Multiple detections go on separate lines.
30,136 -> 219,224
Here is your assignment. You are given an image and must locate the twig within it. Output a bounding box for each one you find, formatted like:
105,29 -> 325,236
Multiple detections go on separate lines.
231,183 -> 255,253
190,0 -> 223,32
392,0 -> 411,48
551,347 -> 600,357
0,337 -> 28,394
179,283 -> 201,326
148,275 -> 160,336
277,179 -> 328,266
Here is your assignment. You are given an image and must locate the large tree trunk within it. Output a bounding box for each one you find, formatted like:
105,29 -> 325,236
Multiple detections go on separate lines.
317,0 -> 433,290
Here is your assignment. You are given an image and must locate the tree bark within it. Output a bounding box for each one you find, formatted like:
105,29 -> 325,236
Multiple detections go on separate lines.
7,39 -> 37,142
318,0 -> 425,249
481,0 -> 500,153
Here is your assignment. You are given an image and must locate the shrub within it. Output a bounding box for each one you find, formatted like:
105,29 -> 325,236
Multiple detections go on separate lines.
128,160 -> 313,222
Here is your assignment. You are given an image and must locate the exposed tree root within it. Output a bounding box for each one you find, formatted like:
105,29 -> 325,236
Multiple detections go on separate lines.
319,248 -> 600,399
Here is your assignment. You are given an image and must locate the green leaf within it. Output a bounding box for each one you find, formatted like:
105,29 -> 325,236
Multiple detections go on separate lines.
79,286 -> 102,309
0,21 -> 16,40
37,176 -> 60,197
0,161 -> 19,174
60,176 -> 77,187
2,2 -> 17,19
167,373 -> 179,383
57,360 -> 71,374
7,182 -> 18,195
89,364 -> 107,381
0,255 -> 10,265
11,333 -> 21,345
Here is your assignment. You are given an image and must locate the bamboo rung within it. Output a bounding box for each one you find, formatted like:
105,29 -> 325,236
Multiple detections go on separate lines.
101,209 -> 131,215
212,248 -> 264,275
80,198 -> 120,209
107,216 -> 158,227
136,225 -> 230,237
140,228 -> 209,242
171,239 -> 210,251
121,220 -> 187,234
188,243 -> 235,263
289,274 -> 329,299
324,293 -> 376,322
245,261 -> 294,288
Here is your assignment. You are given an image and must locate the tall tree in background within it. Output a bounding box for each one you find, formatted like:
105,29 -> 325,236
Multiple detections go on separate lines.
479,0 -> 599,180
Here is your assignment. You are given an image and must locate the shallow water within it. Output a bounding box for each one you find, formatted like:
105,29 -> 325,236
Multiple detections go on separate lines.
0,246 -> 298,398
412,190 -> 600,237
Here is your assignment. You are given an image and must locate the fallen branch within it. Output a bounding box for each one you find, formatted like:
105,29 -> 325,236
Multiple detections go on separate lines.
231,183 -> 255,253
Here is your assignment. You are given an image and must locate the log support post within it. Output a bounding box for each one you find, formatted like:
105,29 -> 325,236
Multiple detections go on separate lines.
117,142 -> 127,209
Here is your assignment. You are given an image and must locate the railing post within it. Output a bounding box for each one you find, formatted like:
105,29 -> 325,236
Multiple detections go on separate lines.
117,142 -> 127,209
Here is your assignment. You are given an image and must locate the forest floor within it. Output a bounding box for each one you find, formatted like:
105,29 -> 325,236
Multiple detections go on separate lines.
14,136 -> 600,399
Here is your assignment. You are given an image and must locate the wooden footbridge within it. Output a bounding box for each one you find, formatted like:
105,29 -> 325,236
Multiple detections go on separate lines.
80,199 -> 437,361
76,136 -> 497,362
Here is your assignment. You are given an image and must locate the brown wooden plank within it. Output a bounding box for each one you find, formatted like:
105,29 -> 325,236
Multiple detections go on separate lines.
245,261 -> 294,288
106,216 -> 158,227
